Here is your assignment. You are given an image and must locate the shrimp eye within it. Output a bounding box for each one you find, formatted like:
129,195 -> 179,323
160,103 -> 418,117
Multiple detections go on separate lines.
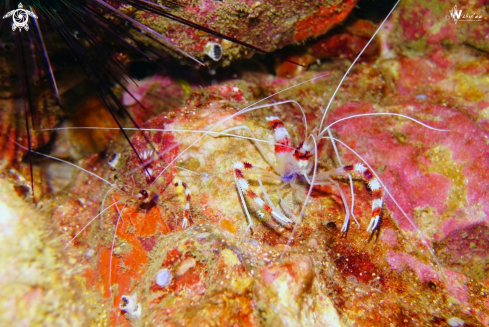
138,190 -> 148,200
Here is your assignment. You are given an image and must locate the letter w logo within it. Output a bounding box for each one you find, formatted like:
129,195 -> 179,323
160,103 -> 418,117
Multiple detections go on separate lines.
449,5 -> 462,24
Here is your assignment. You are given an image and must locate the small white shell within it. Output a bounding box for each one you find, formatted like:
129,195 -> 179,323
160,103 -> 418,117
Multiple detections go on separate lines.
204,42 -> 222,61
256,210 -> 265,219
447,317 -> 465,327
156,269 -> 172,287
119,293 -> 141,318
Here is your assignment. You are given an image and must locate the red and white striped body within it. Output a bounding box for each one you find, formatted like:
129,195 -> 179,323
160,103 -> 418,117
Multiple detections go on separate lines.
232,116 -> 384,232
265,116 -> 314,180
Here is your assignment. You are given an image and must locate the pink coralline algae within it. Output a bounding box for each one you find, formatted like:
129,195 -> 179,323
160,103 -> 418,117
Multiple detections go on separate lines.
327,44 -> 489,311
388,0 -> 489,53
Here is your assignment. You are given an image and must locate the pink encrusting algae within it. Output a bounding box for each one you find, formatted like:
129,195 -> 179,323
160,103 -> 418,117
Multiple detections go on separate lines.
2,0 -> 489,326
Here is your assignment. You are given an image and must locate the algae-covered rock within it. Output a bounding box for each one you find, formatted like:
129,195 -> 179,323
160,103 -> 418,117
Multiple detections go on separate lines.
0,178 -> 103,326
122,0 -> 359,65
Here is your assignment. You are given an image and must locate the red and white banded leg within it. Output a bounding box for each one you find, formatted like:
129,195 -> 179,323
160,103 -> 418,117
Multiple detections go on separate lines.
174,179 -> 191,228
141,150 -> 155,180
233,162 -> 293,226
335,163 -> 383,233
